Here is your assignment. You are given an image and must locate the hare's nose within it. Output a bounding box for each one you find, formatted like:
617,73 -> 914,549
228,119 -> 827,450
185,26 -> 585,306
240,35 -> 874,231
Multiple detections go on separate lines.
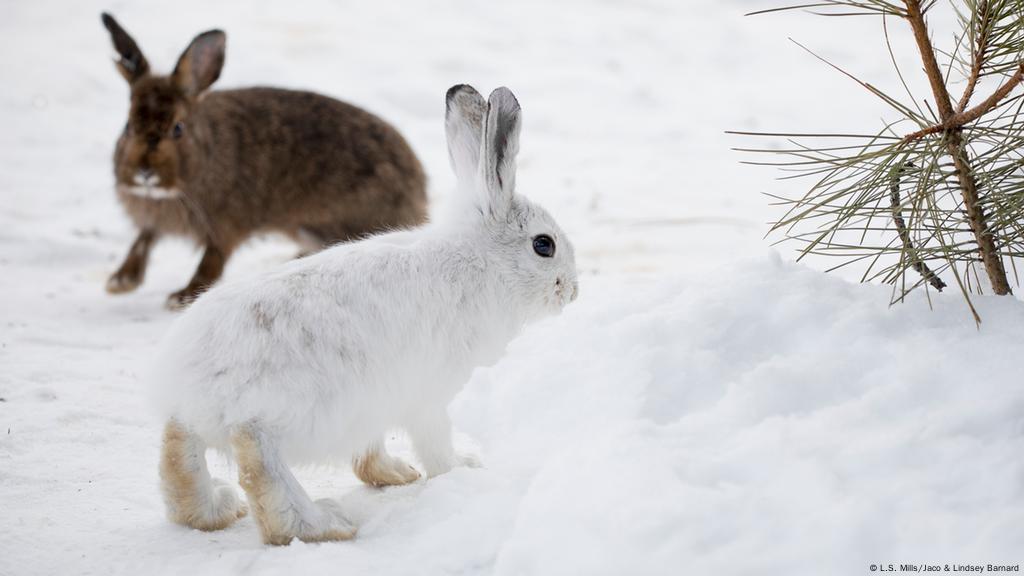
134,169 -> 158,186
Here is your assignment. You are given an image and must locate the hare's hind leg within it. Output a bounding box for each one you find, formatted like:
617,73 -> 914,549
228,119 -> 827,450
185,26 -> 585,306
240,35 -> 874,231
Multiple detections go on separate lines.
159,419 -> 247,531
231,422 -> 356,545
297,223 -> 363,251
291,227 -> 330,258
352,440 -> 421,487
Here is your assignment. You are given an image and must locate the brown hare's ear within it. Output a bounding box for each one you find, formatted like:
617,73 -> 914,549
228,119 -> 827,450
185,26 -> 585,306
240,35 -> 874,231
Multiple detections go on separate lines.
101,13 -> 149,83
172,30 -> 226,98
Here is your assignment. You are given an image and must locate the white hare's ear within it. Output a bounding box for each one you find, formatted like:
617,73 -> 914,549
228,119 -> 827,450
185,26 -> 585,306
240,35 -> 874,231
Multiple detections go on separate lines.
445,84 -> 487,187
481,87 -> 521,217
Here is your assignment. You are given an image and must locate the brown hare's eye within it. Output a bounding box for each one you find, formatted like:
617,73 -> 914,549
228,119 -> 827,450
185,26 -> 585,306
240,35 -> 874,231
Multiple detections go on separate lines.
172,122 -> 184,139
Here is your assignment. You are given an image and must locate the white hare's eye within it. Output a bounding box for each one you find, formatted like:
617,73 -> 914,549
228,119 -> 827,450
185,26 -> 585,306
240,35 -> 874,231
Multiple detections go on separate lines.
532,235 -> 555,258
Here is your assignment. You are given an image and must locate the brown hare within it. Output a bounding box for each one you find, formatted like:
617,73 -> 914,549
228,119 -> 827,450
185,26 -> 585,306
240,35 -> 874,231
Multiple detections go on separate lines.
101,13 -> 428,309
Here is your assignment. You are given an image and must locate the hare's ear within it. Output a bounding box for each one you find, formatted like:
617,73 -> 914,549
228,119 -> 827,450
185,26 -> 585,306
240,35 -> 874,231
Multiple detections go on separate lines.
172,30 -> 226,98
445,85 -> 487,186
481,87 -> 521,217
101,13 -> 149,83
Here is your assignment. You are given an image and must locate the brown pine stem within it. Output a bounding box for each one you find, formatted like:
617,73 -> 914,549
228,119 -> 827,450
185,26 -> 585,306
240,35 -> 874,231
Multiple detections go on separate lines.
902,0 -> 1012,295
902,62 -> 1024,143
905,0 -> 955,118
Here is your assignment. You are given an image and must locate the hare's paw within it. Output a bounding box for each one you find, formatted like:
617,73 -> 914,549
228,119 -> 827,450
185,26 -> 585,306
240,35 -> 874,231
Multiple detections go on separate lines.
421,452 -> 482,478
106,270 -> 142,294
260,499 -> 356,546
457,452 -> 482,469
300,499 -> 357,543
165,288 -> 200,311
160,420 -> 247,532
215,480 -> 249,519
353,449 -> 421,487
409,414 -> 482,478
204,480 -> 249,529
167,479 -> 247,532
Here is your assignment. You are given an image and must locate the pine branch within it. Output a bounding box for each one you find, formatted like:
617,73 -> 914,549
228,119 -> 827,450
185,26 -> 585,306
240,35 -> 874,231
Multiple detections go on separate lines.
889,160 -> 947,291
902,62 -> 1024,143
902,0 -> 1012,295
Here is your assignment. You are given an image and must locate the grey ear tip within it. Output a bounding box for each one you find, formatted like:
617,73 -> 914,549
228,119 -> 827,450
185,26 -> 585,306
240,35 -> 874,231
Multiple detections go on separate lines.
447,84 -> 474,98
488,87 -> 520,113
445,84 -> 480,111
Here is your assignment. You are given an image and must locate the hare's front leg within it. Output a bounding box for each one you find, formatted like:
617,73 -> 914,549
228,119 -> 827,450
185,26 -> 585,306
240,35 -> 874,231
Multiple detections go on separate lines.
107,229 -> 157,293
166,242 -> 233,310
408,409 -> 481,478
352,440 -> 421,487
231,423 -> 356,545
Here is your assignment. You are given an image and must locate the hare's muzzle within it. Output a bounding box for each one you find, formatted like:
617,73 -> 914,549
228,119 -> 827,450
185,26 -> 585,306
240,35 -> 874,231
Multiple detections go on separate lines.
119,168 -> 181,200
554,277 -> 579,306
133,169 -> 160,187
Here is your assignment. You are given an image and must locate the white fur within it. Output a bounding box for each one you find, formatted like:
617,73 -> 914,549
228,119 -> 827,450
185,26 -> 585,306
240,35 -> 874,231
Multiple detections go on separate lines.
151,86 -> 578,529
118,184 -> 181,200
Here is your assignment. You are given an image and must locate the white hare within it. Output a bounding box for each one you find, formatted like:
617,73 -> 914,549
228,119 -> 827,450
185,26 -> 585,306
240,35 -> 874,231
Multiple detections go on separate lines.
151,85 -> 579,545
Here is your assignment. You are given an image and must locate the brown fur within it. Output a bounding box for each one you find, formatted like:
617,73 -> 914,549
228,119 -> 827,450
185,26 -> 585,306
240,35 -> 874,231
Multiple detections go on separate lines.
352,446 -> 422,487
102,14 -> 428,308
231,426 -> 290,545
159,420 -> 248,531
231,425 -> 357,545
107,228 -> 156,293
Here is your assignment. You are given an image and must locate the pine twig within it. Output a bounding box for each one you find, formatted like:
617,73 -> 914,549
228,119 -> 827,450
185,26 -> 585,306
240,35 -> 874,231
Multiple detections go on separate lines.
956,0 -> 994,113
889,160 -> 947,291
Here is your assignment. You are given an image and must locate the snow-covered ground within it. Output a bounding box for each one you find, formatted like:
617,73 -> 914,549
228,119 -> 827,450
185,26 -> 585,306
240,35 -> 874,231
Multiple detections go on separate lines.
1,1 -> 1022,574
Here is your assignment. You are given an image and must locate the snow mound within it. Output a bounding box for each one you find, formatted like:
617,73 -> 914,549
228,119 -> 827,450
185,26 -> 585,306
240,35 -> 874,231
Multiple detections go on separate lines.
453,256 -> 1024,575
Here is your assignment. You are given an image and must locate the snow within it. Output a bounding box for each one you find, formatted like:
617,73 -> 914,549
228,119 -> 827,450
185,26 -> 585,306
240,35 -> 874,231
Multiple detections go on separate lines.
1,0 -> 1023,574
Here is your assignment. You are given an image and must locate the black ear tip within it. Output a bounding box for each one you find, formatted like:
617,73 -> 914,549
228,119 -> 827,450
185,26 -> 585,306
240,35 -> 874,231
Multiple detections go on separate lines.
197,29 -> 227,44
101,12 -> 116,31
